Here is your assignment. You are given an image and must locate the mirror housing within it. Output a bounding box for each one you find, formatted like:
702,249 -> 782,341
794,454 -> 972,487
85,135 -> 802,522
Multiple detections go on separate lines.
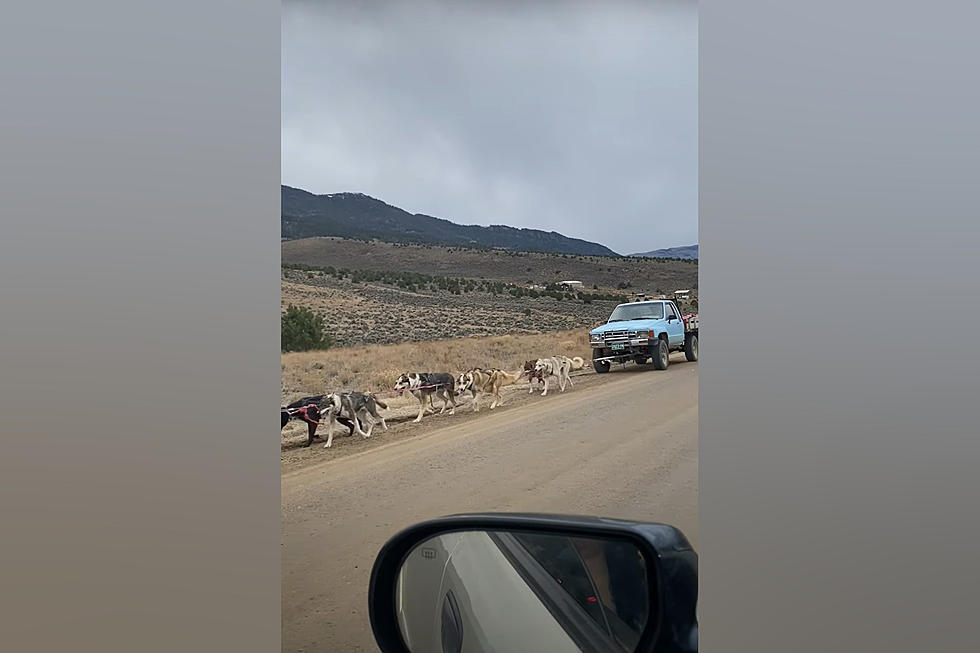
368,513 -> 698,653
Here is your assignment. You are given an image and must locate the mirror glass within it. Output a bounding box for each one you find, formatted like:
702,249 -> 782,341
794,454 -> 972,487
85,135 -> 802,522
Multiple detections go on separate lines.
395,529 -> 652,653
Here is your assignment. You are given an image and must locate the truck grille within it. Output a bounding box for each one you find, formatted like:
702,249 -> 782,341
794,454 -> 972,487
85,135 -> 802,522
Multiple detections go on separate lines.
600,330 -> 632,345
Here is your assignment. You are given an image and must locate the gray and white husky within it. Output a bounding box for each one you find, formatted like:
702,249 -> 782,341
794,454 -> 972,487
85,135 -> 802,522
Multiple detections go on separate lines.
322,391 -> 388,448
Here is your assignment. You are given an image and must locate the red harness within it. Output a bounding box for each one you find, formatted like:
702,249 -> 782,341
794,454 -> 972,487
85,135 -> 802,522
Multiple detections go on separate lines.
286,404 -> 321,426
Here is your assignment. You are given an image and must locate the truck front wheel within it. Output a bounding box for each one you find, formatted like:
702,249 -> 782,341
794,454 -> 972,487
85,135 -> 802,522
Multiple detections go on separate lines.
652,338 -> 670,370
592,348 -> 610,374
685,334 -> 699,362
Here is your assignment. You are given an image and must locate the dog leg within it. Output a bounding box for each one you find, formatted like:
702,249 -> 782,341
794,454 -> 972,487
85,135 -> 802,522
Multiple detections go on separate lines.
353,410 -> 371,438
541,377 -> 549,396
370,406 -> 388,431
323,414 -> 339,448
414,398 -> 426,423
360,411 -> 373,438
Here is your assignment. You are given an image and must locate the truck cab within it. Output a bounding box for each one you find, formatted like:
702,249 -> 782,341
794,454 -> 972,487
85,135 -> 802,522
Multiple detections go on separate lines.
589,300 -> 698,373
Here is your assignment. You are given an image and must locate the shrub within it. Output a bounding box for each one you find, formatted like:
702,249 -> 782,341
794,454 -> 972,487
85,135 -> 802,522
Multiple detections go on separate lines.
281,305 -> 333,352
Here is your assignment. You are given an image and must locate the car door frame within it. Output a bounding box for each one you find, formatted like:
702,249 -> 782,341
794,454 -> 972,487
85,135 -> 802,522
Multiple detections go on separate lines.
664,302 -> 684,348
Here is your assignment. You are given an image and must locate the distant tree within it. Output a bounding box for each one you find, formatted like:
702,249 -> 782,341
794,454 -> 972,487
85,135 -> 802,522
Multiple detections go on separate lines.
281,305 -> 333,352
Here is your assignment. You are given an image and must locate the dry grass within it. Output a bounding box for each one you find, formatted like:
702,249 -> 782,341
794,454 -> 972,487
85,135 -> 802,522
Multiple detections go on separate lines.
281,328 -> 591,407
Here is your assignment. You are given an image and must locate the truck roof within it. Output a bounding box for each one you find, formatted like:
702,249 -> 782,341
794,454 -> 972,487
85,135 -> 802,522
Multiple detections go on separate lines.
616,299 -> 668,306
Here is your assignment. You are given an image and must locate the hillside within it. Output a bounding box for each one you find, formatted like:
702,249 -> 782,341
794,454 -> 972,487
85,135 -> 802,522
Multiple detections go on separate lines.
631,244 -> 699,260
281,185 -> 618,256
282,237 -> 698,295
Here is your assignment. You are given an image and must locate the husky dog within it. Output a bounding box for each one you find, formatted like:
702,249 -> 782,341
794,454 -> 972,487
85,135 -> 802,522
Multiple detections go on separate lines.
282,394 -> 357,448
456,368 -> 495,410
524,360 -> 545,394
321,391 -> 389,448
394,372 -> 457,423
532,356 -> 579,396
457,367 -> 523,411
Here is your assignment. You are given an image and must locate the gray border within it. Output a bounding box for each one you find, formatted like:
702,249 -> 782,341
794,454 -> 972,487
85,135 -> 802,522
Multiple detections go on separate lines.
4,1 -> 980,652
701,1 -> 980,651
1,1 -> 280,651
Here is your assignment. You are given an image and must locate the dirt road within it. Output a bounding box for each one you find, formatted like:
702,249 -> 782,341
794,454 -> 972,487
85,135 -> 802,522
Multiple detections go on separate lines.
282,356 -> 698,652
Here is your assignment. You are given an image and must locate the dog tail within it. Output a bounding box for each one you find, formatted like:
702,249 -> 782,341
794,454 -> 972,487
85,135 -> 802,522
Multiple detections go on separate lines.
372,395 -> 389,410
570,356 -> 585,370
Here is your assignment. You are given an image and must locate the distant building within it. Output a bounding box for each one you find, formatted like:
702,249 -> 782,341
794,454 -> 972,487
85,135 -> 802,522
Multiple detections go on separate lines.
558,280 -> 585,292
674,289 -> 691,300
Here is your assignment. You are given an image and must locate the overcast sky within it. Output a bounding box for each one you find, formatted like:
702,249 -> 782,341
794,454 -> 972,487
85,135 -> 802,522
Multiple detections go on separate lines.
282,1 -> 697,255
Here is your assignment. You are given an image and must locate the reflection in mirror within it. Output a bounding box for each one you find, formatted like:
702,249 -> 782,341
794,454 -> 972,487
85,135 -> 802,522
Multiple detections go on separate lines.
395,529 -> 652,653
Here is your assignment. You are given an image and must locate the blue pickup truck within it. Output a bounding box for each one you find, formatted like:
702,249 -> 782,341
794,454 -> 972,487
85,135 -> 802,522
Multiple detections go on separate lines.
589,300 -> 699,373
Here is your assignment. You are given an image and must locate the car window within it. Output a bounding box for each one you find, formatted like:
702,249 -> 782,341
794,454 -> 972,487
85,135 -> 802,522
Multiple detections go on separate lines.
511,533 -> 608,630
571,538 -> 649,651
511,533 -> 648,651
666,303 -> 678,319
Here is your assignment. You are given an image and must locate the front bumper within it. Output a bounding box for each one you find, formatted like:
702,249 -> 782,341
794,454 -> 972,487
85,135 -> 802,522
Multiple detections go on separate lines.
589,336 -> 650,349
590,339 -> 652,362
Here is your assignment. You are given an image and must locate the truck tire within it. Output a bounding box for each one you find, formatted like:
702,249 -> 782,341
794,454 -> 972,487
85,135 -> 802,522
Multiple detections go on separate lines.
652,338 -> 670,370
685,334 -> 699,362
592,348 -> 610,374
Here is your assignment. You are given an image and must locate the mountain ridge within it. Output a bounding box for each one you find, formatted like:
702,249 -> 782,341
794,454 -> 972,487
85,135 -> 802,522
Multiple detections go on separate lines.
631,244 -> 698,260
281,185 -> 620,256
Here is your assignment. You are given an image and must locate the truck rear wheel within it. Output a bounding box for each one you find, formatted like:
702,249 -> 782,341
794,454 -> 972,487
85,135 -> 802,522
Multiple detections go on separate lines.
592,348 -> 610,374
652,338 -> 670,370
685,334 -> 699,362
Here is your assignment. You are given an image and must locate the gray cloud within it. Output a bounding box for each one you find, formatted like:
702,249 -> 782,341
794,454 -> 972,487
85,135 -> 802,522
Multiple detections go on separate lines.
282,1 -> 697,254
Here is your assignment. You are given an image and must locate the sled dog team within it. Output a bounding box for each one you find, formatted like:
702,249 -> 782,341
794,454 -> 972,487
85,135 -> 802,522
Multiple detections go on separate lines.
281,355 -> 585,449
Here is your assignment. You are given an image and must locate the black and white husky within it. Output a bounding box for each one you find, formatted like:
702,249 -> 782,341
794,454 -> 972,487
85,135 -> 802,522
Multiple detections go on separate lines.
322,391 -> 388,448
394,372 -> 457,423
282,394 -> 357,448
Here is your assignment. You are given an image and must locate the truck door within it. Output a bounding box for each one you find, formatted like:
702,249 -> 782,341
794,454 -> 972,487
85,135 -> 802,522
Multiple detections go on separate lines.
665,302 -> 684,348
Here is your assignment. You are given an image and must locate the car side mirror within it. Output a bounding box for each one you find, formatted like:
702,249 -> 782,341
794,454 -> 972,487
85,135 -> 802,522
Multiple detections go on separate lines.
368,513 -> 698,653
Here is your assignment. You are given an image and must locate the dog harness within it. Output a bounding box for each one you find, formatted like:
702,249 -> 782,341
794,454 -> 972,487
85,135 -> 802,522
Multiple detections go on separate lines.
285,404 -> 320,426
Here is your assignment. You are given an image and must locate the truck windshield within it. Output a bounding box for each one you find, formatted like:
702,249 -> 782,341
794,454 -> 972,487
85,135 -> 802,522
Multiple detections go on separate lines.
607,303 -> 664,323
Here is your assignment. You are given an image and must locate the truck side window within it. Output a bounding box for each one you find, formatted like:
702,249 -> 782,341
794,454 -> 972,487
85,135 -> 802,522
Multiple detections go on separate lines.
666,303 -> 677,319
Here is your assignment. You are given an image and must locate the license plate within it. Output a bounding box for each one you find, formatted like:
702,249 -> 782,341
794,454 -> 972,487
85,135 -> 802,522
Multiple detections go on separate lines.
611,344 -> 625,350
